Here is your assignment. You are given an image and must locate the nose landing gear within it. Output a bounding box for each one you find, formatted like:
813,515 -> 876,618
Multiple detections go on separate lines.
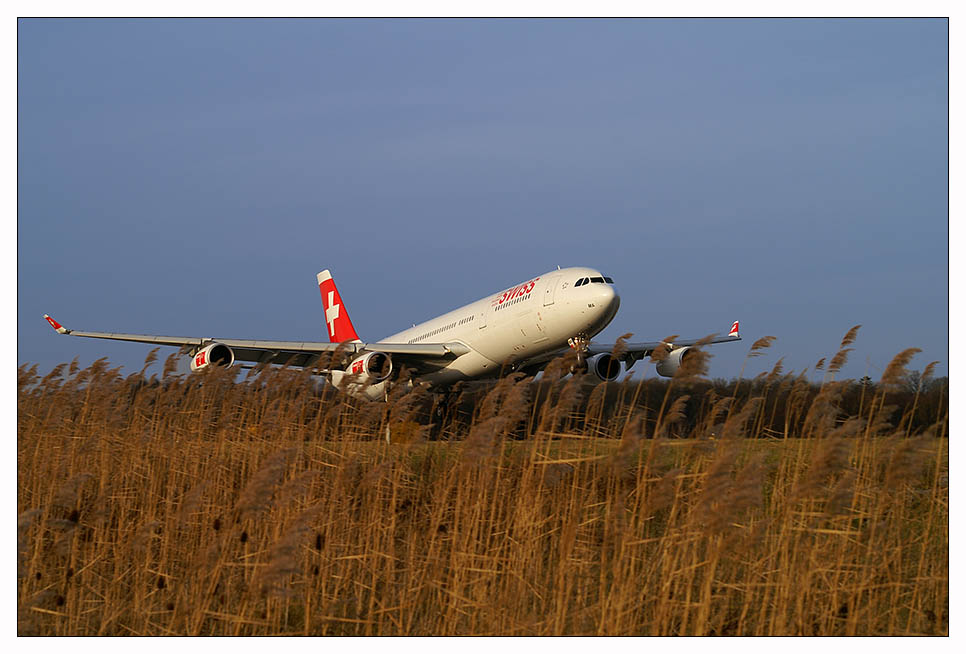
568,334 -> 590,375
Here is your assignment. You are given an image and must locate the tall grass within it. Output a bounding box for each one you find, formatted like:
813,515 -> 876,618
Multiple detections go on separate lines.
17,343 -> 947,635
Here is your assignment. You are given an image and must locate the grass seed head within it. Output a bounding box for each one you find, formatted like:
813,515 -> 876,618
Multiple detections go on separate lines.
656,394 -> 691,437
749,335 -> 776,357
140,347 -> 160,374
162,352 -> 179,377
840,325 -> 862,348
674,347 -> 710,381
650,337 -> 678,363
611,332 -> 634,360
828,348 -> 853,374
881,347 -> 922,388
765,357 -> 785,383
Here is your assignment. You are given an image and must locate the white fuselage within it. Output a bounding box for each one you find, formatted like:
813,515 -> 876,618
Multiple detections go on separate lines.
379,267 -> 621,384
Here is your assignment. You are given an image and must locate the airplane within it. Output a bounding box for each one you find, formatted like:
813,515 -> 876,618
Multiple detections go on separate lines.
44,266 -> 740,401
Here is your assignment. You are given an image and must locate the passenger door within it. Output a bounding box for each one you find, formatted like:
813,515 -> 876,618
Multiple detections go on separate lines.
543,275 -> 559,306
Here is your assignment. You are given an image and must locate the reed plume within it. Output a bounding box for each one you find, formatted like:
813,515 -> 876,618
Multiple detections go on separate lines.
881,348 -> 922,388
16,348 -> 947,636
748,335 -> 776,357
840,324 -> 862,348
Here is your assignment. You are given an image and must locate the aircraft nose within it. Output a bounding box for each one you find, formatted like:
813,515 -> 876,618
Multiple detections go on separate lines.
609,284 -> 621,313
597,282 -> 618,307
594,283 -> 620,322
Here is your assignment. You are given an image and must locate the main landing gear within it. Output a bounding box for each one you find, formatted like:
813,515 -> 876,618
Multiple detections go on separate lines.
425,384 -> 466,440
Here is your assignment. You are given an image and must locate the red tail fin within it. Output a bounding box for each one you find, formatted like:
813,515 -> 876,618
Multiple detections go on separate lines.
317,270 -> 361,343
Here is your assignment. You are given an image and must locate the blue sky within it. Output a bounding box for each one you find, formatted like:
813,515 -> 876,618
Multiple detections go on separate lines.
17,18 -> 948,381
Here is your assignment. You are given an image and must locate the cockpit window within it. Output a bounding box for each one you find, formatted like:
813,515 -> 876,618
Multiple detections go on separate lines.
575,278 -> 585,287
604,276 -> 614,284
590,276 -> 605,284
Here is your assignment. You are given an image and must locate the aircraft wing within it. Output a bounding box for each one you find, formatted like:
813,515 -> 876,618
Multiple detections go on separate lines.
587,320 -> 742,363
43,315 -> 470,369
511,320 -> 742,376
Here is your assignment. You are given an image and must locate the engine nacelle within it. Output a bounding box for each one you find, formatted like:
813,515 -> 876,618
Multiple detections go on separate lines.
655,347 -> 691,378
348,351 -> 393,382
190,342 -> 235,372
588,353 -> 622,382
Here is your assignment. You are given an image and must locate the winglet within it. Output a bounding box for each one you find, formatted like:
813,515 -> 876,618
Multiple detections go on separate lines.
44,314 -> 70,334
728,320 -> 740,338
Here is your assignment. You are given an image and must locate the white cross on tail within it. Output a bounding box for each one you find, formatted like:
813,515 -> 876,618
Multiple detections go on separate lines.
325,291 -> 340,337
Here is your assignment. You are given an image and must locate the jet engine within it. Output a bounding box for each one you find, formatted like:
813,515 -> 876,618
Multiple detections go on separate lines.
190,342 -> 235,371
588,353 -> 622,382
655,347 -> 691,378
348,351 -> 393,382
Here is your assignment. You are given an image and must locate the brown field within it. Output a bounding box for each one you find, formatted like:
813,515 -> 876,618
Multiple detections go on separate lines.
17,341 -> 948,635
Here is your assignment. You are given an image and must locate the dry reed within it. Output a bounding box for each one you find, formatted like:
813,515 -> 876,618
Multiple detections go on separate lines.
17,342 -> 947,636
